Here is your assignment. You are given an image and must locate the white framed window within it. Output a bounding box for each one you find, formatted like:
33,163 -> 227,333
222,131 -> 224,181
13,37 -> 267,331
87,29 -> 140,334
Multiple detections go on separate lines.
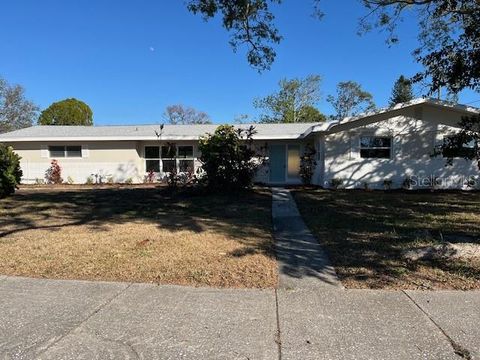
360,136 -> 391,159
144,145 -> 195,173
442,135 -> 475,158
48,145 -> 82,158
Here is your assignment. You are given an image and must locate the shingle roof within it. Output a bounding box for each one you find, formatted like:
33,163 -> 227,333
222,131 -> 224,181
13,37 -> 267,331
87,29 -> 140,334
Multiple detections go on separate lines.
2,98 -> 478,142
0,123 -> 320,141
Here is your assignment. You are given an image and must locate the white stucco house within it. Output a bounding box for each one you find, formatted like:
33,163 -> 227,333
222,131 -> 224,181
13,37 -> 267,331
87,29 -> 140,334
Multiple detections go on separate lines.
1,98 -> 479,189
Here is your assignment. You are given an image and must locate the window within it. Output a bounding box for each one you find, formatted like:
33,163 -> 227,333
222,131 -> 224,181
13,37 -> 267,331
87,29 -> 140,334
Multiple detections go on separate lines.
48,145 -> 82,158
178,146 -> 193,158
145,146 -> 160,159
146,160 -> 160,172
179,159 -> 194,173
360,136 -> 391,159
162,160 -> 176,173
144,145 -> 196,174
66,146 -> 82,158
442,136 -> 475,158
145,146 -> 160,172
161,145 -> 176,158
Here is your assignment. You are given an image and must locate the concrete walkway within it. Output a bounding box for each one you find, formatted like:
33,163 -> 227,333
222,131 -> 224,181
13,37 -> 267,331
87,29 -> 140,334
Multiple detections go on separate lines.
0,276 -> 479,359
272,187 -> 341,289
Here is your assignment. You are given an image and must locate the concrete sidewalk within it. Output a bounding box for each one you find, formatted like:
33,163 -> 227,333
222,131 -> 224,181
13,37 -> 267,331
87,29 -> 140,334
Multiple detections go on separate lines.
272,188 -> 341,290
0,276 -> 479,360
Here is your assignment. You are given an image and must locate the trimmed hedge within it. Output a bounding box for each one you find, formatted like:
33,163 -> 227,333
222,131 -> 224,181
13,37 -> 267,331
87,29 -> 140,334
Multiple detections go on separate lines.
0,144 -> 22,198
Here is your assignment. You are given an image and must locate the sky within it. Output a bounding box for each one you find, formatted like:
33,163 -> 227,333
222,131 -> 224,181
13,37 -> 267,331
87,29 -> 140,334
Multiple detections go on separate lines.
1,0 -> 479,125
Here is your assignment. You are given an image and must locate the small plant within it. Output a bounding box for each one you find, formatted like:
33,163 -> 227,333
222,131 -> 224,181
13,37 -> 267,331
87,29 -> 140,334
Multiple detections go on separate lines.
34,178 -> 45,185
67,176 -> 74,185
402,176 -> 414,190
383,179 -> 393,190
465,176 -> 477,188
144,169 -> 156,183
125,177 -> 133,185
330,178 -> 343,190
85,176 -> 94,185
299,144 -> 317,185
107,176 -> 115,184
45,160 -> 63,184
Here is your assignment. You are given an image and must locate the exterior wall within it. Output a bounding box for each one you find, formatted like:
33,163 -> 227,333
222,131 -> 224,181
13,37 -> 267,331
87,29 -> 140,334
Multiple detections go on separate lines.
320,105 -> 479,189
8,141 -> 143,184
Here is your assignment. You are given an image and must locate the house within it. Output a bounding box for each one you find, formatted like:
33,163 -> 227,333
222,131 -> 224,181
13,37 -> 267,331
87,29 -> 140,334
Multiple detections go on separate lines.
1,98 -> 479,189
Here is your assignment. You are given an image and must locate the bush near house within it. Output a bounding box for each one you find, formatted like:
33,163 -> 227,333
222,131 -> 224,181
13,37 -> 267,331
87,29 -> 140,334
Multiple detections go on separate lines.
299,144 -> 317,185
45,160 -> 63,184
0,145 -> 22,198
199,125 -> 262,190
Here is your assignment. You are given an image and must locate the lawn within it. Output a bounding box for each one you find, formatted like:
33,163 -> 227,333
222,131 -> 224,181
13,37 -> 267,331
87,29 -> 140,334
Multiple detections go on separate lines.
293,189 -> 480,290
0,186 -> 277,288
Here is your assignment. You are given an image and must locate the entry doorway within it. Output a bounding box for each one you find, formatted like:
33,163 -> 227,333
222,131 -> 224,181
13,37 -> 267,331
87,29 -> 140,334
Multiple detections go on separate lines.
269,144 -> 301,183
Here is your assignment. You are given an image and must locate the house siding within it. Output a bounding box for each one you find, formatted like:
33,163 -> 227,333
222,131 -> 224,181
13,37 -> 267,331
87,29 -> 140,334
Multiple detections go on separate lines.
320,105 -> 479,189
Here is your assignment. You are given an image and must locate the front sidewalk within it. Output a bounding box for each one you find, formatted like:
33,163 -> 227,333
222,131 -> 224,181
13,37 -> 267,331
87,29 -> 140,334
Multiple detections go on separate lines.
0,276 -> 479,359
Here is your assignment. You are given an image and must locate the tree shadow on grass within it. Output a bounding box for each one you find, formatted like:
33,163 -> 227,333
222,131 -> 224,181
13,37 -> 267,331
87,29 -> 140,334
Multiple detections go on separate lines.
0,186 -> 275,258
293,189 -> 480,289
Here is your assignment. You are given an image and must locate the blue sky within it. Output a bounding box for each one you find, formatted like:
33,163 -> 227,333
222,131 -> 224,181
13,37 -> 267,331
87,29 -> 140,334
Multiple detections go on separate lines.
1,0 -> 479,125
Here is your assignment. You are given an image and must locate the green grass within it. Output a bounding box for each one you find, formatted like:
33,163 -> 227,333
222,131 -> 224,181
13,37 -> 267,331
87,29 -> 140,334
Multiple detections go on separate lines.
293,189 -> 480,290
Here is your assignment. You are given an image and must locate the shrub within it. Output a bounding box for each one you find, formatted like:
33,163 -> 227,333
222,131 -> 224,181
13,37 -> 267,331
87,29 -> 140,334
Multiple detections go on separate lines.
125,177 -> 133,184
0,145 -> 22,198
383,179 -> 393,190
85,176 -> 94,185
402,176 -> 414,190
45,159 -> 63,184
330,178 -> 343,189
67,176 -> 74,185
144,169 -> 156,183
199,125 -> 263,190
299,144 -> 317,185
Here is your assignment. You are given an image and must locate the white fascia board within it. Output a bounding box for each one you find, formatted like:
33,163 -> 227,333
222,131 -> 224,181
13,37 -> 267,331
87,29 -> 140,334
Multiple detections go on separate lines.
0,134 -> 305,142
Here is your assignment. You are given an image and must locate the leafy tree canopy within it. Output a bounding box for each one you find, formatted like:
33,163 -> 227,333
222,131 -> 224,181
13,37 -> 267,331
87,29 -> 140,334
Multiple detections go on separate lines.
389,75 -> 413,106
38,98 -> 93,126
0,77 -> 38,133
360,0 -> 480,95
187,0 -> 283,71
327,81 -> 376,120
0,144 -> 22,198
164,104 -> 212,124
254,75 -> 325,123
198,125 -> 261,190
187,1 -> 480,95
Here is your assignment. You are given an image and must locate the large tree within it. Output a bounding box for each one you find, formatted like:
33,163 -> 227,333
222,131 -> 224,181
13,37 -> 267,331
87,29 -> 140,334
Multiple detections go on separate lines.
38,98 -> 93,126
164,104 -> 212,124
360,0 -> 480,95
327,81 -> 376,120
389,75 -> 413,106
187,0 -> 283,71
187,1 -> 480,96
0,77 -> 38,133
254,75 -> 325,123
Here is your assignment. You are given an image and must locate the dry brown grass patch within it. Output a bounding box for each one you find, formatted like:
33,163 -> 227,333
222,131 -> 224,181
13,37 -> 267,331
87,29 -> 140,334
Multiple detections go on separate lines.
0,187 -> 277,288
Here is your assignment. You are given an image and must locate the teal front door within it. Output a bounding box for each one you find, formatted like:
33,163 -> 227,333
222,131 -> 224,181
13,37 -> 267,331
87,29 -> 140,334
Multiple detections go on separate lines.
269,145 -> 286,183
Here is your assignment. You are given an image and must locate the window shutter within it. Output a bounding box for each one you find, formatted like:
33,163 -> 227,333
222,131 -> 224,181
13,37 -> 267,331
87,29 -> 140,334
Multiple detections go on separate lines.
81,145 -> 89,158
41,145 -> 49,158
